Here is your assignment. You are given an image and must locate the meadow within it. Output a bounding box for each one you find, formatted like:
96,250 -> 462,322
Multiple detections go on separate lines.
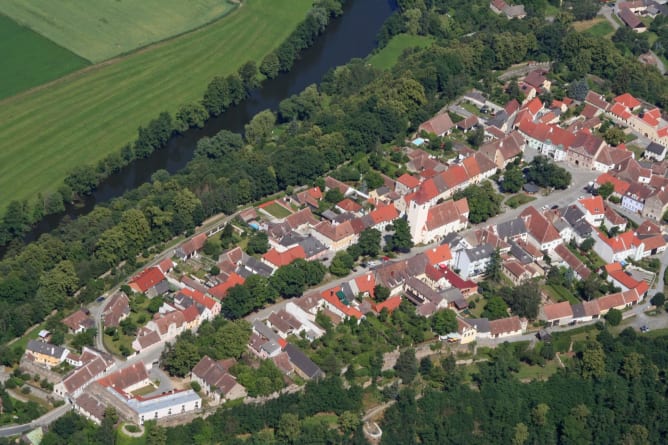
368,33 -> 435,70
0,0 -> 312,211
0,14 -> 89,99
0,0 -> 236,63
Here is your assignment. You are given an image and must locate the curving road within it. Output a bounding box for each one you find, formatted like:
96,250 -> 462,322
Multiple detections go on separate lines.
0,403 -> 71,438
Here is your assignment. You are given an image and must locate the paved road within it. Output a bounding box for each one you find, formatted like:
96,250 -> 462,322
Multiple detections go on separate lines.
599,5 -> 620,31
0,403 -> 71,438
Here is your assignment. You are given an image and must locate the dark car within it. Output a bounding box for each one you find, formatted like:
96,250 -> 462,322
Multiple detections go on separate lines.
96,296 -> 105,303
551,205 -> 559,210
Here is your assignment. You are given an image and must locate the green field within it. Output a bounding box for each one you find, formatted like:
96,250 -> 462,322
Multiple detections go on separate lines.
368,33 -> 434,70
0,0 -> 312,211
584,21 -> 615,39
262,202 -> 294,219
505,193 -> 536,209
0,0 -> 235,63
0,14 -> 90,99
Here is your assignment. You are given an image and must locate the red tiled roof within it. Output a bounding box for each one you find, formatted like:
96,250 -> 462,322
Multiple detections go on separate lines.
263,246 -> 306,268
543,301 -> 573,321
597,292 -> 626,312
642,108 -> 661,127
369,204 -> 399,225
314,220 -> 356,241
321,287 -> 363,320
419,113 -> 455,136
609,102 -> 632,120
489,316 -> 522,336
462,156 -> 481,179
581,103 -> 599,119
606,263 -> 641,290
641,234 -> 666,251
579,196 -> 605,216
397,173 -> 420,189
520,206 -> 561,244
598,230 -> 640,253
209,272 -> 245,300
614,93 -> 641,109
442,165 -> 469,189
425,245 -> 453,266
62,310 -> 93,331
412,178 -> 439,204
374,295 -> 402,313
525,97 -> 543,115
182,305 -> 199,323
596,173 -> 630,195
354,273 -> 376,297
180,287 -> 218,310
505,99 -> 520,115
130,267 -> 166,293
426,199 -> 468,231
336,198 -> 363,213
554,244 -> 591,279
585,91 -> 609,111
158,258 -> 174,274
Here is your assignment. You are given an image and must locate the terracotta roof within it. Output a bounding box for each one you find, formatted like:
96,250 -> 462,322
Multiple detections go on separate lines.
98,362 -> 149,395
103,292 -> 130,327
525,98 -> 543,115
489,316 -> 522,336
177,233 -> 207,257
581,103 -> 599,119
209,272 -> 245,300
543,301 -> 573,321
130,267 -> 166,293
524,70 -> 548,89
642,108 -> 661,127
419,113 -> 454,136
442,165 -> 470,189
585,91 -> 609,111
374,295 -> 402,313
354,273 -> 376,296
397,173 -> 421,189
325,176 -> 350,194
596,173 -> 630,195
642,234 -> 666,251
579,196 -> 605,216
425,245 -> 453,266
314,220 -> 356,241
153,311 -> 185,336
62,310 -> 94,332
321,288 -> 363,320
614,93 -> 641,109
606,263 -> 642,290
596,292 -> 626,312
369,204 -> 399,225
504,260 -> 528,279
62,356 -> 110,394
263,246 -> 306,268
426,198 -> 469,231
520,206 -> 561,245
182,306 -> 199,323
158,258 -> 174,274
609,102 -> 632,120
135,328 -> 161,350
457,115 -> 479,130
286,208 -> 318,229
554,244 -> 591,279
598,230 -> 640,253
505,99 -> 520,115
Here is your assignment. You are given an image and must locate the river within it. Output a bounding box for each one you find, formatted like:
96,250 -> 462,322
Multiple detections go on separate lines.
18,0 -> 396,247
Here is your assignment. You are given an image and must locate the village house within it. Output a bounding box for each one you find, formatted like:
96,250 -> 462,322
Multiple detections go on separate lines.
418,112 -> 455,137
103,292 -> 130,328
61,309 -> 95,335
284,343 -> 324,380
455,244 -> 495,279
191,356 -> 246,405
311,220 -> 358,251
25,340 -> 69,369
406,197 -> 469,245
174,232 -> 208,260
53,348 -> 115,398
593,230 -> 644,263
479,131 -> 525,168
541,301 -> 574,327
519,206 -> 563,252
502,260 -> 533,285
128,267 -> 169,298
146,311 -> 186,343
576,196 -> 606,226
132,328 -> 162,354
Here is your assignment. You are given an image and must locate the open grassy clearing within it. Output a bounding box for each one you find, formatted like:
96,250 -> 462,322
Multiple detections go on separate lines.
0,0 -> 312,212
0,14 -> 89,99
584,21 -> 615,39
262,202 -> 293,219
515,360 -> 560,381
505,193 -> 536,209
0,0 -> 235,63
368,33 -> 434,70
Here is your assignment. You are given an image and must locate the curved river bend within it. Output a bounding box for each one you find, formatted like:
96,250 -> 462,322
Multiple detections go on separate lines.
21,0 -> 396,245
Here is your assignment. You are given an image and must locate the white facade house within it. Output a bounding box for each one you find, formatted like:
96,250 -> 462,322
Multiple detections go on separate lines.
126,390 -> 201,425
455,245 -> 494,279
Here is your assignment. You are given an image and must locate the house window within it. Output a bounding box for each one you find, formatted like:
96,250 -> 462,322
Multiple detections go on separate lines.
155,412 -> 158,418
168,408 -> 172,415
182,405 -> 185,413
195,401 -> 199,408
141,416 -> 144,422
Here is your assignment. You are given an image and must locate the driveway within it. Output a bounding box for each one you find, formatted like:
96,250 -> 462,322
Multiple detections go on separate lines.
599,5 -> 620,31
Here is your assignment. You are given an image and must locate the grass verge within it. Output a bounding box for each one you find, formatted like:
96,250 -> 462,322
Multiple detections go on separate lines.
368,33 -> 434,70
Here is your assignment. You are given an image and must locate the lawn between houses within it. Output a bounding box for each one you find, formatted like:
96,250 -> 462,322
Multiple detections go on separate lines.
0,0 -> 312,213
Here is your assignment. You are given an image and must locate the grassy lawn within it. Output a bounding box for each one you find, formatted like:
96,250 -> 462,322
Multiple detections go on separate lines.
0,0 -> 312,212
0,0 -> 235,63
262,202 -> 293,219
542,284 -> 580,305
131,384 -> 157,397
0,15 -> 89,100
116,426 -> 146,445
368,33 -> 434,70
580,20 -> 614,39
505,193 -> 536,209
515,361 -> 559,381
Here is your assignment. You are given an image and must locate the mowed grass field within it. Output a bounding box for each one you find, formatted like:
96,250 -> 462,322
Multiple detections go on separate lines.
0,0 -> 235,63
368,33 -> 434,70
0,14 -> 90,99
0,0 -> 312,211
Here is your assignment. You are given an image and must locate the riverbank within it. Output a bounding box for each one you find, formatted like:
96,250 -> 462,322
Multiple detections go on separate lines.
0,0 -> 312,213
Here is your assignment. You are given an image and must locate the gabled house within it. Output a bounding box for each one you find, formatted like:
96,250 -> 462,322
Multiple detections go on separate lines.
541,301 -> 573,327
554,244 -> 591,280
643,187 -> 668,221
645,142 -> 667,161
418,112 -> 455,137
519,206 -> 563,252
311,220 -> 358,251
479,131 -> 525,168
62,310 -> 95,335
174,233 -> 208,260
129,267 -> 168,298
146,311 -> 186,343
621,182 -> 653,214
191,356 -> 246,405
284,343 -> 324,380
502,260 -> 533,285
593,230 -> 643,263
395,174 -> 421,195
595,173 -> 630,198
455,244 -> 495,279
368,204 -> 399,231
407,197 -> 469,245
576,196 -> 606,226
103,292 -> 130,328
262,246 -> 306,271
25,340 -> 69,369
